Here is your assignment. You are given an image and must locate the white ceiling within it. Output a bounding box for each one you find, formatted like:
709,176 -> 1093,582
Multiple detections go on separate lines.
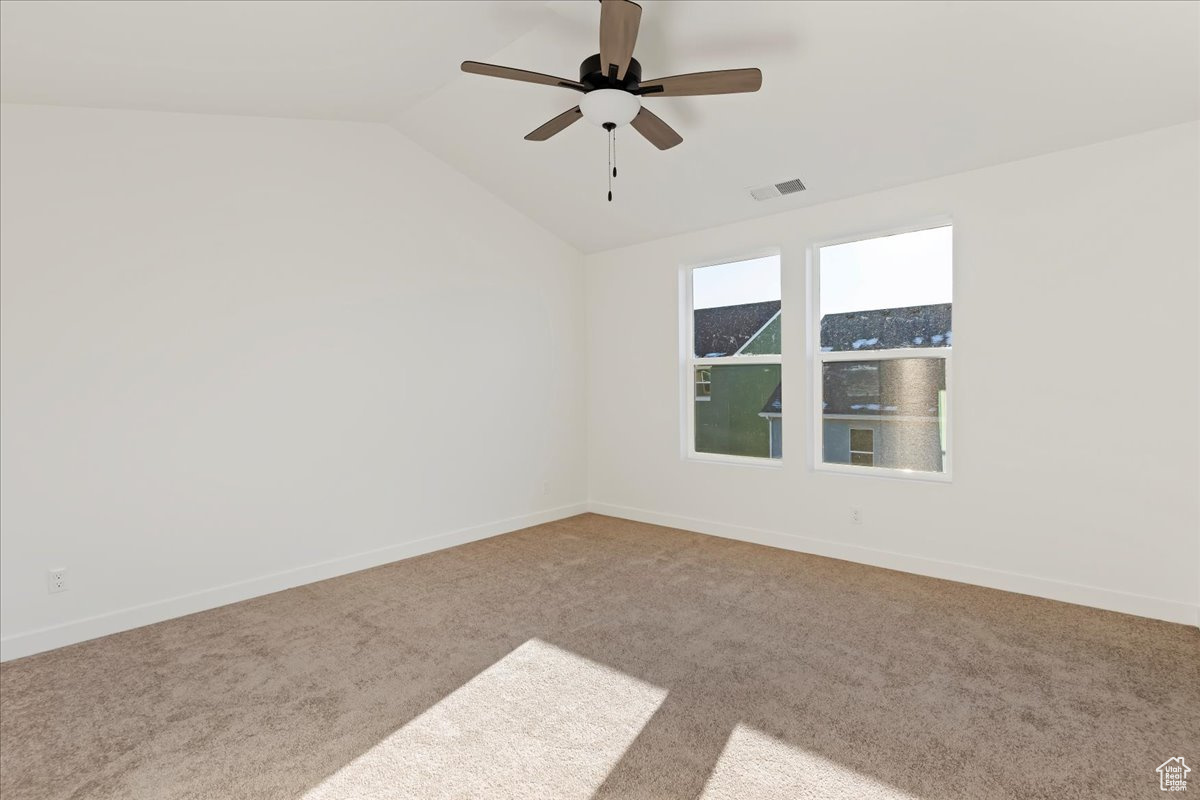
3,1 -> 1198,253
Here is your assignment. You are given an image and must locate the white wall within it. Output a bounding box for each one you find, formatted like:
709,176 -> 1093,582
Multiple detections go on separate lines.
3,107 -> 1195,665
0,104 -> 587,660
586,122 -> 1200,626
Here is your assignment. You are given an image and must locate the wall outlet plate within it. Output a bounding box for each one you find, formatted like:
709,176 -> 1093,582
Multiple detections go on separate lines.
47,568 -> 67,593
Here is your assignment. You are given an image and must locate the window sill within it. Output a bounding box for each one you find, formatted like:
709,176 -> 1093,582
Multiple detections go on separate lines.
686,452 -> 784,469
815,462 -> 951,483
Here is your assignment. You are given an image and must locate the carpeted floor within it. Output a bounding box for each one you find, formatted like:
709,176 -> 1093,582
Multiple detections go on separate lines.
1,514 -> 1197,799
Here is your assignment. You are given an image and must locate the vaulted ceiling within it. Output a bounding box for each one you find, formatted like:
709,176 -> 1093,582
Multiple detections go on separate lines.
3,1 -> 1198,252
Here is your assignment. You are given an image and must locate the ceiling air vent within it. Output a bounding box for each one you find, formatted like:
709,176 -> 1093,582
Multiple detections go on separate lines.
749,178 -> 806,201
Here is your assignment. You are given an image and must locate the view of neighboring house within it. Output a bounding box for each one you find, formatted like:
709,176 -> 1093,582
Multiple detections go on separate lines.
819,303 -> 951,471
694,299 -> 780,359
759,383 -> 782,458
696,301 -> 950,467
693,300 -> 780,458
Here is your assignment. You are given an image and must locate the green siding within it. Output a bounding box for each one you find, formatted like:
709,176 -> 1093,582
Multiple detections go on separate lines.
695,364 -> 780,458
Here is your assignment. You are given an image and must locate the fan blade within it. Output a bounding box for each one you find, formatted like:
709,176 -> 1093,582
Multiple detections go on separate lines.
630,108 -> 682,150
461,61 -> 585,92
525,107 -> 583,141
599,0 -> 642,81
638,68 -> 762,97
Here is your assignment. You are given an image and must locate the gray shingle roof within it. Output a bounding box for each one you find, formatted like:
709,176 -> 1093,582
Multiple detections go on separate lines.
693,300 -> 780,357
759,383 -> 782,416
820,303 -> 951,351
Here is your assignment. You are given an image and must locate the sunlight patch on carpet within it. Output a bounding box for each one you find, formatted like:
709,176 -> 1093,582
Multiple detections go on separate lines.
698,724 -> 921,800
303,638 -> 667,800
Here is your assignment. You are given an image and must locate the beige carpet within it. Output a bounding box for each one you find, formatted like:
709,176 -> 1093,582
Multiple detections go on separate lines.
1,514 -> 1197,799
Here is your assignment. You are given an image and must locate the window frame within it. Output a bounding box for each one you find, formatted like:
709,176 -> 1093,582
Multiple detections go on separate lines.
809,221 -> 954,482
682,248 -> 784,468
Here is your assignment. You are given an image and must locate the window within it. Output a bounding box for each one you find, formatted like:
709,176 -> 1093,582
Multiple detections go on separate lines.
813,225 -> 952,477
686,254 -> 781,462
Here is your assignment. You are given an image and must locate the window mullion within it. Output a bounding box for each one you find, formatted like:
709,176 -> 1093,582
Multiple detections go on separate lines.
692,355 -> 782,368
818,347 -> 949,364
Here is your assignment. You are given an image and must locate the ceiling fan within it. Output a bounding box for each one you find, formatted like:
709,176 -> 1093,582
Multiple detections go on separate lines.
461,0 -> 762,199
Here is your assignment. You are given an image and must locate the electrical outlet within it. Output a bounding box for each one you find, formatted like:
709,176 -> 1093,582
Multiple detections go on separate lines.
850,508 -> 862,525
47,568 -> 67,594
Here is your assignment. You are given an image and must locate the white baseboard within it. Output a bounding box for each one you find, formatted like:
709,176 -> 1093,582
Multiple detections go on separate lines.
587,502 -> 1200,628
0,503 -> 588,662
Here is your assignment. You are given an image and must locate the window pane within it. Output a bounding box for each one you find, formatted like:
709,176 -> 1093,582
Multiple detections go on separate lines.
850,452 -> 874,466
693,256 -> 780,358
822,359 -> 945,472
695,364 -> 781,459
818,226 -> 951,352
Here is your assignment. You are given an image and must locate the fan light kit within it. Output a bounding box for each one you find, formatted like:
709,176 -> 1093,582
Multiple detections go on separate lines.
462,0 -> 763,202
579,89 -> 641,128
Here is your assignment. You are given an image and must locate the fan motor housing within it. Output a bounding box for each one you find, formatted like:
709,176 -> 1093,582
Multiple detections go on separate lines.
579,54 -> 642,92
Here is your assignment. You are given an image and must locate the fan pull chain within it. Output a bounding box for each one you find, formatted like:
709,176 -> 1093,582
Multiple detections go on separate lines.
607,127 -> 613,202
604,122 -> 616,202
